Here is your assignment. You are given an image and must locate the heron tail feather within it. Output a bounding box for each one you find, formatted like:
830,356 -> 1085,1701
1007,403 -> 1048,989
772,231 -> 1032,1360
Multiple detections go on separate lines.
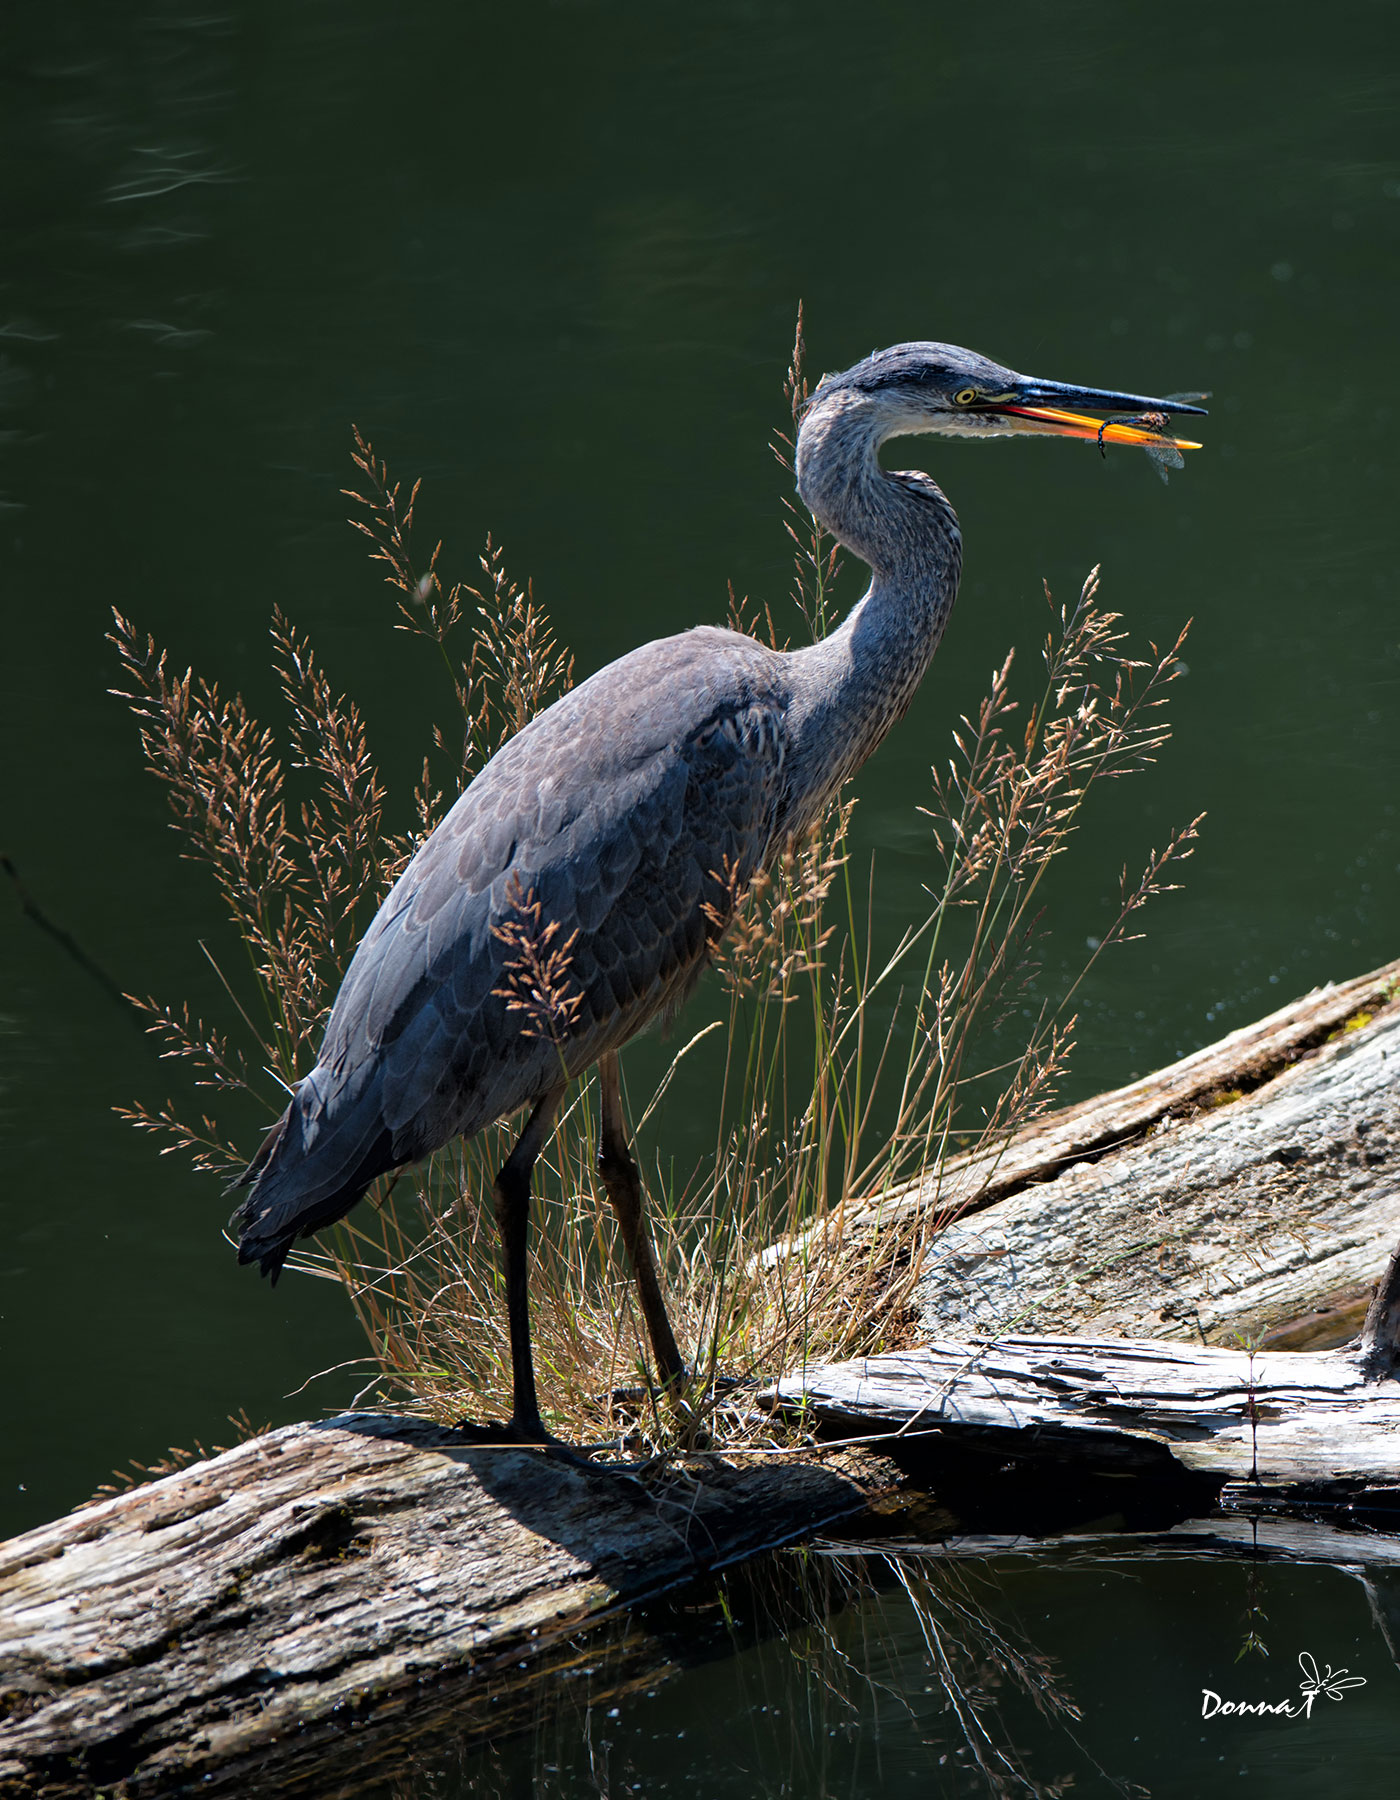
230,1078 -> 398,1282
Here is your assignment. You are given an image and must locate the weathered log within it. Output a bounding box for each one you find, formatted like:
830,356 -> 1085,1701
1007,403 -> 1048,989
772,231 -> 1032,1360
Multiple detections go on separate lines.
903,962 -> 1400,1349
944,956 -> 1397,1216
768,967 -> 1400,1563
0,1415 -> 893,1799
776,1334 -> 1400,1514
775,954 -> 1399,1261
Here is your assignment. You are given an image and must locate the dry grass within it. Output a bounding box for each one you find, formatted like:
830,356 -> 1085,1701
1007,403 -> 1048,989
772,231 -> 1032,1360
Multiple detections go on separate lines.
115,314 -> 1198,1454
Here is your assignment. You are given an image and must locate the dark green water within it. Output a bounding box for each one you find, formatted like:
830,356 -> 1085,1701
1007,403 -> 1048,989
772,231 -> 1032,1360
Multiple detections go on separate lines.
3,0 -> 1398,1788
374,1545 -> 1400,1800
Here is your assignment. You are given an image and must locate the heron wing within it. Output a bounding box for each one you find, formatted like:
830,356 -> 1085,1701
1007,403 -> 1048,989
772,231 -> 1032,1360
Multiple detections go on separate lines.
235,627 -> 787,1271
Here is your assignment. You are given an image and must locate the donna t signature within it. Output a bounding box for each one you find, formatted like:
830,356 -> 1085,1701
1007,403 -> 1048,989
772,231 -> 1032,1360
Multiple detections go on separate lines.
1202,1653 -> 1366,1720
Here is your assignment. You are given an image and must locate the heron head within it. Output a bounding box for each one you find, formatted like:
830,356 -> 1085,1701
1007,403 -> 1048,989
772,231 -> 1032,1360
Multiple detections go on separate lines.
811,341 -> 1206,453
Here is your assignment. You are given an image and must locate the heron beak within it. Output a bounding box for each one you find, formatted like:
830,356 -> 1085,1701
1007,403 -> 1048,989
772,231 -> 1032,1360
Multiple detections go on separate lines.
991,379 -> 1206,452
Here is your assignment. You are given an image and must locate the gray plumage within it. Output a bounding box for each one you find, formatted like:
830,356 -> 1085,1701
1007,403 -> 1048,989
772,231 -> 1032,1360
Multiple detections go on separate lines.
238,629 -> 795,1253
234,340 -> 1204,1440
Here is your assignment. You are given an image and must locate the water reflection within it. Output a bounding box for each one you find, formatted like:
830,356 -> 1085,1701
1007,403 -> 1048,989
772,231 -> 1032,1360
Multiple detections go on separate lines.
368,1545 -> 1104,1800
338,1539 -> 1400,1800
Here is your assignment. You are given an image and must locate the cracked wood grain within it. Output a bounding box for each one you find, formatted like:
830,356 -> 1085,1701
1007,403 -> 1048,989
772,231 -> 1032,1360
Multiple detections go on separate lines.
776,1333 -> 1400,1510
910,972 -> 1400,1350
0,1416 -> 886,1798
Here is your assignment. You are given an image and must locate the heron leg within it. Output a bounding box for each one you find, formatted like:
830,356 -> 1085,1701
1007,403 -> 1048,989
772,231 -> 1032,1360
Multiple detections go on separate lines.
597,1052 -> 686,1389
493,1084 -> 568,1444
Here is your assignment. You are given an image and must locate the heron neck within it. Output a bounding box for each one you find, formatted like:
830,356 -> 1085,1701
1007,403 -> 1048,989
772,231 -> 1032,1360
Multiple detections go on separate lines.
780,392 -> 963,833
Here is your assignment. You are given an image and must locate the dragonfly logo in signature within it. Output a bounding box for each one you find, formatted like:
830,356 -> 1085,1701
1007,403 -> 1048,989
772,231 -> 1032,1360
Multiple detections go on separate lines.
1202,1652 -> 1367,1720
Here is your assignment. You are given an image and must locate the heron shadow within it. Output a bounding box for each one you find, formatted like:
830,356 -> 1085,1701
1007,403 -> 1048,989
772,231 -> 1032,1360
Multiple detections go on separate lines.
311,1409 -> 874,1578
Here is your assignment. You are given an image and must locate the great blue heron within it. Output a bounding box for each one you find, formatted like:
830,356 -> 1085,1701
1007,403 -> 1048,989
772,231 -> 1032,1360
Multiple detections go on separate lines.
235,341 -> 1204,1446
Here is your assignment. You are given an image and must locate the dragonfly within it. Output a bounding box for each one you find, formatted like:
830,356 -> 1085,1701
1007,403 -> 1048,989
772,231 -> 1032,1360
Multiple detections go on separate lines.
1297,1651 -> 1367,1706
1097,391 -> 1212,482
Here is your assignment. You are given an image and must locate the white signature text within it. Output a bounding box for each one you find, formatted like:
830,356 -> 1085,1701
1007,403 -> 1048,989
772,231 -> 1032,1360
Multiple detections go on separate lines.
1201,1652 -> 1365,1720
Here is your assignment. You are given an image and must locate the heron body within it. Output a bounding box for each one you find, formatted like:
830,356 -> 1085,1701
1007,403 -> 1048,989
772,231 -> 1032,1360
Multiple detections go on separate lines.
236,341 -> 1203,1444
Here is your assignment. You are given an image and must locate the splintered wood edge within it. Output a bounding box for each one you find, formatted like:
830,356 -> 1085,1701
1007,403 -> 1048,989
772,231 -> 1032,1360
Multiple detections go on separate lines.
773,1336 -> 1400,1496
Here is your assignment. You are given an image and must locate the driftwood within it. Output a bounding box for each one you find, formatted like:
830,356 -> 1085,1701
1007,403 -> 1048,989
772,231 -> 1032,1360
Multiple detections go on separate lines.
3,960 -> 1399,1796
774,961 -> 1400,1521
776,1334 -> 1400,1515
794,956 -> 1400,1350
913,994 -> 1400,1352
0,1415 -> 893,1798
928,956 -> 1396,1230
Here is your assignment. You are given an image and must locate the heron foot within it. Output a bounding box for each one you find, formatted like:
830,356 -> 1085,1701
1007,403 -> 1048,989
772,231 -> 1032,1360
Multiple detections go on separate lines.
450,1413 -> 596,1468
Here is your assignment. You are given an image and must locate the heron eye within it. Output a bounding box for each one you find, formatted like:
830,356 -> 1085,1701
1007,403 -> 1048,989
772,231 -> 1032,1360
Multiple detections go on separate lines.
953,387 -> 979,407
